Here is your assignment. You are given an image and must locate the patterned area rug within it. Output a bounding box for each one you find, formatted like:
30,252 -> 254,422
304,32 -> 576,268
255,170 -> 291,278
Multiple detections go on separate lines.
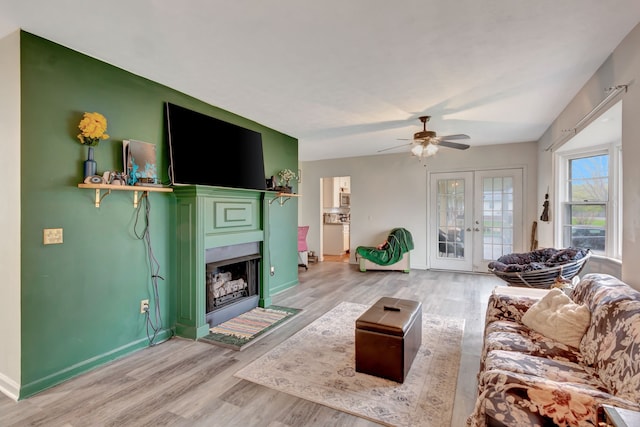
235,301 -> 465,427
200,306 -> 300,351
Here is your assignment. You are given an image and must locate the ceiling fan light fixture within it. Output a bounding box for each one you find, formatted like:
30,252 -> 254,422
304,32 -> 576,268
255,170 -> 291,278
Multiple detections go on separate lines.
410,142 -> 439,158
424,143 -> 439,157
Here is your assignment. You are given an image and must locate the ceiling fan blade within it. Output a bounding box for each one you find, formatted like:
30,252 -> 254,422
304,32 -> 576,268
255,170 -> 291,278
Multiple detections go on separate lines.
438,134 -> 470,140
438,140 -> 471,150
377,142 -> 412,153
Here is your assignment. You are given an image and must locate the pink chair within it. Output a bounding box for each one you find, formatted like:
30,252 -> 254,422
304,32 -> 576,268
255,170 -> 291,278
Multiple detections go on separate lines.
298,226 -> 309,270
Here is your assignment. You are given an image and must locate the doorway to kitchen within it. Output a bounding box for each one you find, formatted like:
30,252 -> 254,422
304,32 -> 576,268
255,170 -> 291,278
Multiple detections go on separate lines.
428,169 -> 524,272
321,176 -> 351,263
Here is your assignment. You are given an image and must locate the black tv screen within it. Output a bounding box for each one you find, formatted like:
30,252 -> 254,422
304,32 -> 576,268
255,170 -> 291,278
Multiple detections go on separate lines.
165,102 -> 267,191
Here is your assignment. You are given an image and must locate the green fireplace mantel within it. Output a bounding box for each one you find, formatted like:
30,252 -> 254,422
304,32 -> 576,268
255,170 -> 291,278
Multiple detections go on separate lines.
173,185 -> 273,339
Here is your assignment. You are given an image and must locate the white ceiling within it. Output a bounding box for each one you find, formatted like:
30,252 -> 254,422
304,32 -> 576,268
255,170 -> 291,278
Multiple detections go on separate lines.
1,1 -> 639,161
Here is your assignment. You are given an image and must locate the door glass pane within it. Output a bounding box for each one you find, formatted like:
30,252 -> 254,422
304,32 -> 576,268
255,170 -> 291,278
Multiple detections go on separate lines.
437,179 -> 465,258
504,177 -> 513,193
482,176 -> 514,260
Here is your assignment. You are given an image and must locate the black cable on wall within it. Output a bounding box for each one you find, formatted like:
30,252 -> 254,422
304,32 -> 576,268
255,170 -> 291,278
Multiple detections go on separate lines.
134,192 -> 165,345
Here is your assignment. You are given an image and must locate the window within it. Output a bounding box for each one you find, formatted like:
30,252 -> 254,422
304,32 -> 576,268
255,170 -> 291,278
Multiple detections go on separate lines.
558,146 -> 621,258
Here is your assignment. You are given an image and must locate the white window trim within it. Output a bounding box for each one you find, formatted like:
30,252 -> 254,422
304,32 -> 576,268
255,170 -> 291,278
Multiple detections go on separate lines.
554,142 -> 622,259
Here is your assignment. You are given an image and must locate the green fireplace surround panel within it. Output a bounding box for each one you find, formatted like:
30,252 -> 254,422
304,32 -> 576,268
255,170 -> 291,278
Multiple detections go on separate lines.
16,31 -> 299,399
174,186 -> 276,339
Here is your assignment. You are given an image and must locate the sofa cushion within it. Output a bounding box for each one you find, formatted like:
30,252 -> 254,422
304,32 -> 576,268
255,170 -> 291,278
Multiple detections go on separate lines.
483,321 -> 583,366
572,274 -> 640,401
483,350 -> 604,390
484,292 -> 543,326
470,367 -> 639,427
521,288 -> 590,348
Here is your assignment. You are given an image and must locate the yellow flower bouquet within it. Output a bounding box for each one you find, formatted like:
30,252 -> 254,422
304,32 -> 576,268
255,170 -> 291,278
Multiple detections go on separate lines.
77,112 -> 109,146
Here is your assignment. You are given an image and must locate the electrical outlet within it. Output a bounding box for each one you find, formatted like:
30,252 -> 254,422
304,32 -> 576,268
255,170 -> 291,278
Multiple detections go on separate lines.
43,228 -> 63,245
140,299 -> 149,314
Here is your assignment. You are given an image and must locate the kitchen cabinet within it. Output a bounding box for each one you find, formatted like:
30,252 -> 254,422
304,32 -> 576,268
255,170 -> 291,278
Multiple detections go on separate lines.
323,176 -> 350,208
323,178 -> 340,208
323,223 -> 349,255
339,177 -> 350,193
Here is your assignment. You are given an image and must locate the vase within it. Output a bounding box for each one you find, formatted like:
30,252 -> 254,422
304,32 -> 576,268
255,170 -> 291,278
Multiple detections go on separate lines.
83,146 -> 97,179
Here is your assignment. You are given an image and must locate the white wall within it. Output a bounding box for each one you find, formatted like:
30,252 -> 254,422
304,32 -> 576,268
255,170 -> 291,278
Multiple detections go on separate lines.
0,30 -> 21,400
299,141 -> 538,270
537,22 -> 640,289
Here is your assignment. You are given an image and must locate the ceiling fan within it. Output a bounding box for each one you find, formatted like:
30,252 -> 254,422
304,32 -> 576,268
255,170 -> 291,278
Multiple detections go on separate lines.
378,116 -> 471,158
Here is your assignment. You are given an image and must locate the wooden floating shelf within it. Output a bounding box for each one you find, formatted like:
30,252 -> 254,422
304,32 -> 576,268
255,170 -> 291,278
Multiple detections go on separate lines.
78,183 -> 173,208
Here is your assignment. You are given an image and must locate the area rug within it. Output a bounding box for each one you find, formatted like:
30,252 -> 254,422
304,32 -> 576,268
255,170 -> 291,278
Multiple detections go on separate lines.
235,301 -> 465,427
200,306 -> 300,351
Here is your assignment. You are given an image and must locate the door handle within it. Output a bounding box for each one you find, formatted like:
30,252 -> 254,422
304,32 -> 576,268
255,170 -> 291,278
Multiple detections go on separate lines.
474,228 -> 480,232
466,228 -> 472,232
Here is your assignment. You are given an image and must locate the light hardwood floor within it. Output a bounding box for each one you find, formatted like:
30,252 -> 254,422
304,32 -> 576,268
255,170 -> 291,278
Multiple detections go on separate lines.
0,262 -> 503,426
321,253 -> 350,263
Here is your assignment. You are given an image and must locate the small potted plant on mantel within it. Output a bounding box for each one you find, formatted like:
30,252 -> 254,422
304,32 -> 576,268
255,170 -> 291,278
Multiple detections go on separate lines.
277,169 -> 297,193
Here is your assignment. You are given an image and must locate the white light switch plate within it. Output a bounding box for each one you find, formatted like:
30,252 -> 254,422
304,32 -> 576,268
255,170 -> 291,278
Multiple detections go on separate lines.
43,228 -> 63,245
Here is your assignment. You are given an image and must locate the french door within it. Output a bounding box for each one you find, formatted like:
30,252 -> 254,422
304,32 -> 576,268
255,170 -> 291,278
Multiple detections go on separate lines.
429,169 -> 523,272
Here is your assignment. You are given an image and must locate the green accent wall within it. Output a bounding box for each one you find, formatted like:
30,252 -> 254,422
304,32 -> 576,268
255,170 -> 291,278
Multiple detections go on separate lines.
19,31 -> 299,398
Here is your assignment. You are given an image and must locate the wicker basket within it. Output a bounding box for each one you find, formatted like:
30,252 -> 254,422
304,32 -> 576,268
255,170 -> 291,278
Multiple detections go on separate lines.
489,251 -> 591,288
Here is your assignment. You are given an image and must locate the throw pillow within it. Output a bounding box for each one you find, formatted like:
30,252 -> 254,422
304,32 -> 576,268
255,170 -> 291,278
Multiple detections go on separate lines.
521,288 -> 591,348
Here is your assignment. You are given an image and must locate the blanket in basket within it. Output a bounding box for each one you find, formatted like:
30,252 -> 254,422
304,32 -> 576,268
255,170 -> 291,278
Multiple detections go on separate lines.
489,247 -> 589,273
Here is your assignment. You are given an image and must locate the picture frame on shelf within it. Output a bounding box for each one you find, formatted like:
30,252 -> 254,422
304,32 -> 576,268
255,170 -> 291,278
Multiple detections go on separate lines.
123,139 -> 158,186
266,176 -> 275,190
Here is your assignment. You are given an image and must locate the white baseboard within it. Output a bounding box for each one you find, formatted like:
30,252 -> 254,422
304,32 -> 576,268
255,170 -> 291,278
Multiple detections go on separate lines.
0,372 -> 19,401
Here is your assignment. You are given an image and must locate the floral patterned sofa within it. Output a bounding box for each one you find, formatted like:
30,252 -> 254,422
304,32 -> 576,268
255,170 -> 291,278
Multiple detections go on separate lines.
468,273 -> 640,426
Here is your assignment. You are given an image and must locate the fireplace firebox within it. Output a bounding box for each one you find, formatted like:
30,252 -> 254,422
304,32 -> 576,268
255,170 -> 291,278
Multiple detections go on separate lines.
205,242 -> 261,327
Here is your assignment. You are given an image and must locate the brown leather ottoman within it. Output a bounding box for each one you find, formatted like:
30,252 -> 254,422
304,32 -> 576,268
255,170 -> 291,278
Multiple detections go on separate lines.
355,297 -> 422,383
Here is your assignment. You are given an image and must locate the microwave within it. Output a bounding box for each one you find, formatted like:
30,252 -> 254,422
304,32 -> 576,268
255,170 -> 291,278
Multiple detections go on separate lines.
340,192 -> 350,207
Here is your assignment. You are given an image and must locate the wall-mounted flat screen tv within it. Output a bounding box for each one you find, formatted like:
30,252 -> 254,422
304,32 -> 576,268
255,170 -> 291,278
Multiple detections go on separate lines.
165,102 -> 266,191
